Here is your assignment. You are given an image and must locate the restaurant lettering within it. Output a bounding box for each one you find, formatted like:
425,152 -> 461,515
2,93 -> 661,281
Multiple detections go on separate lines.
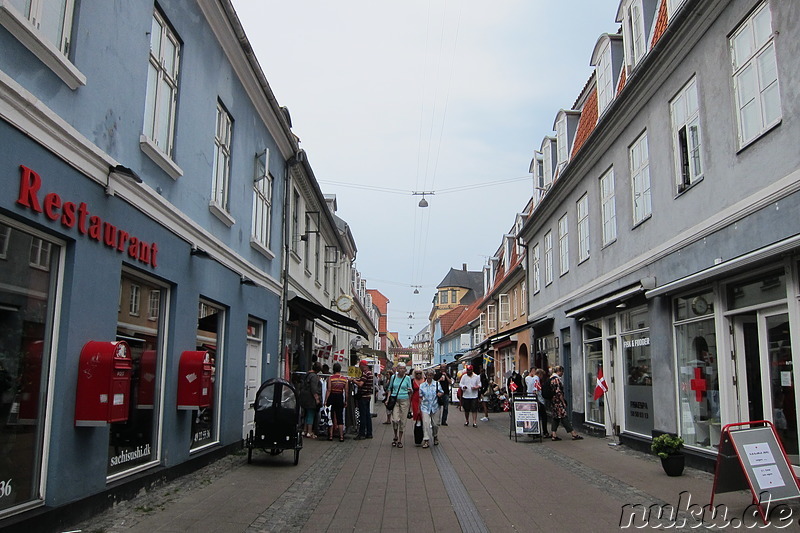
109,444 -> 151,466
16,166 -> 158,268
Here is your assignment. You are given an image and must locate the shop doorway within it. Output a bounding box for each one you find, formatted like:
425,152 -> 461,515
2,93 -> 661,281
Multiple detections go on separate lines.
243,337 -> 262,440
732,309 -> 797,462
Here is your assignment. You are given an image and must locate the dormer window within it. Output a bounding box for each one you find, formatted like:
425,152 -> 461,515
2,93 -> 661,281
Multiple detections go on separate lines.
596,39 -> 613,114
626,1 -> 646,66
540,137 -> 556,188
556,116 -> 568,167
553,110 -> 581,172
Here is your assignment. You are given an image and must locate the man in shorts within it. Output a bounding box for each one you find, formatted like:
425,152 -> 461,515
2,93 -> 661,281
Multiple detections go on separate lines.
459,365 -> 481,427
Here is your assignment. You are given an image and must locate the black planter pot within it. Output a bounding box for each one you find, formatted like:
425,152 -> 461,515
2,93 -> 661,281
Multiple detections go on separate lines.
660,454 -> 685,476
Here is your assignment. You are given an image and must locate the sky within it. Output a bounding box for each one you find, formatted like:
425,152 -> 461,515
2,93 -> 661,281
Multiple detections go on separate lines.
232,0 -> 623,346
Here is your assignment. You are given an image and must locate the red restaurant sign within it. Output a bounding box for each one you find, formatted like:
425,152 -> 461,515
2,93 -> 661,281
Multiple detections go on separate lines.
16,165 -> 159,268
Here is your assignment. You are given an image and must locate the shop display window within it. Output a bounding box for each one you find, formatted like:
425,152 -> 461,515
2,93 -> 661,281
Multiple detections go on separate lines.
621,307 -> 653,435
110,271 -> 166,477
0,221 -> 60,513
583,321 -> 604,425
674,289 -> 719,449
192,300 -> 223,450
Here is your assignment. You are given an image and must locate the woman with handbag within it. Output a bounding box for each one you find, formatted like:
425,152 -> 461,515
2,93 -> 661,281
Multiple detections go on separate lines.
385,362 -> 412,448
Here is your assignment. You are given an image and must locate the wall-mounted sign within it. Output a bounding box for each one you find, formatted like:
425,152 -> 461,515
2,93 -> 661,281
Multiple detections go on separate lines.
16,165 -> 159,268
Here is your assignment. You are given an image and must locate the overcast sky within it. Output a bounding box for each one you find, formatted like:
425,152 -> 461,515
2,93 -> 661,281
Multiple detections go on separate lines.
232,1 -> 623,345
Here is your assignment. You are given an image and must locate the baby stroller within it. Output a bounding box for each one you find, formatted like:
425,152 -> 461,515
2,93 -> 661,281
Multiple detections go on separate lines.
246,378 -> 302,465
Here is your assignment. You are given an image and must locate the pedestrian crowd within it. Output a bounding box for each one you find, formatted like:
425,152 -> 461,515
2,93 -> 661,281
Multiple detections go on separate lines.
298,359 -> 584,447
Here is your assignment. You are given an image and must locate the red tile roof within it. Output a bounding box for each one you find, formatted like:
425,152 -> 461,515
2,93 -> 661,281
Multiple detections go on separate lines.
571,88 -> 598,158
617,65 -> 627,95
448,303 -> 482,335
439,305 -> 467,336
651,0 -> 669,48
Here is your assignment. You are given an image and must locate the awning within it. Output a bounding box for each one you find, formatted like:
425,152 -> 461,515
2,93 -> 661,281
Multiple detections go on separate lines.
565,284 -> 645,319
288,295 -> 368,337
646,234 -> 800,298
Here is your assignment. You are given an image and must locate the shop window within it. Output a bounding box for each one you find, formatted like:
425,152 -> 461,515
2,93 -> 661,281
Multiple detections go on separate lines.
0,221 -> 60,512
584,320 -> 604,425
726,270 -> 785,310
621,306 -> 653,436
192,300 -> 223,451
674,290 -> 719,450
111,271 -> 167,478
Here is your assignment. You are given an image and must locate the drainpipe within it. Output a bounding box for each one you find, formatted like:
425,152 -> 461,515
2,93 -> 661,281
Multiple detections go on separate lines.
277,155 -> 296,378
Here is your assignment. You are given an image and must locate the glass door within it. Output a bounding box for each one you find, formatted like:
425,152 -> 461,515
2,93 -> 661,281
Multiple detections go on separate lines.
732,308 -> 797,462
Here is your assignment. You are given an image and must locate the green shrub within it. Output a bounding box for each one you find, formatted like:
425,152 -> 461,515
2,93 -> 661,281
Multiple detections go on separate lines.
651,433 -> 684,459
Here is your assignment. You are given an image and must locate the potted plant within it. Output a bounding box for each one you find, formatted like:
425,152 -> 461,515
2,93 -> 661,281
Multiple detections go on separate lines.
651,433 -> 685,476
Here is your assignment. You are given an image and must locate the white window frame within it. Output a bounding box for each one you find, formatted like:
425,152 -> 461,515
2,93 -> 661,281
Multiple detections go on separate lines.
487,304 -> 497,333
499,294 -> 510,325
129,283 -> 141,317
148,289 -> 160,321
600,168 -> 617,246
0,0 -> 85,89
630,132 -> 652,225
211,102 -> 233,219
251,149 -> 273,256
513,289 -> 519,318
556,116 -> 568,168
730,2 -> 781,148
624,0 -> 646,68
143,10 -> 180,160
670,77 -> 703,191
291,190 -> 300,254
544,232 -> 554,286
29,237 -> 51,270
532,243 -> 541,294
542,139 -> 554,188
558,215 -> 569,276
577,194 -> 589,263
314,235 -> 320,283
596,40 -> 613,115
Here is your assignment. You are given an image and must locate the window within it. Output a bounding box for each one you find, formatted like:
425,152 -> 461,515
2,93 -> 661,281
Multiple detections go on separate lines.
192,300 -> 224,451
630,132 -> 651,224
314,236 -> 320,283
558,215 -> 569,276
600,169 -> 617,245
0,220 -> 61,511
532,243 -> 541,294
513,288 -> 519,317
440,290 -> 449,305
251,150 -> 273,251
451,289 -> 457,303
129,283 -> 140,316
499,294 -> 510,325
211,102 -> 233,212
148,290 -> 160,320
622,306 -> 653,435
730,2 -> 780,147
29,237 -> 51,270
671,77 -> 703,191
625,0 -> 646,67
583,321 -> 605,425
577,194 -> 589,263
542,138 -> 554,188
596,40 -> 613,115
544,231 -> 553,285
556,116 -> 568,168
8,0 -> 75,53
303,214 -> 311,267
143,10 -> 180,159
487,304 -> 497,332
0,224 -> 10,258
291,190 -> 300,253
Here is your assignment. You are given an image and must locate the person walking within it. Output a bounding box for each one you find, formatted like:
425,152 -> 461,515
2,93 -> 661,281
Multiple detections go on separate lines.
533,368 -> 548,437
459,365 -> 481,427
300,362 -> 321,439
353,360 -> 374,440
479,368 -> 491,422
325,362 -> 348,441
419,370 -> 443,448
382,370 -> 394,424
434,365 -> 451,426
549,365 -> 583,441
386,362 -> 413,448
524,368 -> 537,398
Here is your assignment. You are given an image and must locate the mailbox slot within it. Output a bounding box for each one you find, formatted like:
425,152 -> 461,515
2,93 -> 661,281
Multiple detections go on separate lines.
177,350 -> 213,409
75,341 -> 133,426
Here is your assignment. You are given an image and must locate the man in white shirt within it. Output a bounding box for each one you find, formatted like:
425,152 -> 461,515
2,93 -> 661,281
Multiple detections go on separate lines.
459,365 -> 482,428
524,369 -> 537,399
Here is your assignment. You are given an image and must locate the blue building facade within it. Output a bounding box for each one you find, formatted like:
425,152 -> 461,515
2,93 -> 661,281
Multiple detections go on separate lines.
0,0 -> 298,526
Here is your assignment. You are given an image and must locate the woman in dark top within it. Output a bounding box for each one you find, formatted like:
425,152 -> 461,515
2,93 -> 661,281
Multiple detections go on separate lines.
325,362 -> 348,441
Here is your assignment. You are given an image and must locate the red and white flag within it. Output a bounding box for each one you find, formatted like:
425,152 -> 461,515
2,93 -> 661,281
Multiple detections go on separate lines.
317,344 -> 332,360
594,366 -> 608,401
333,349 -> 345,363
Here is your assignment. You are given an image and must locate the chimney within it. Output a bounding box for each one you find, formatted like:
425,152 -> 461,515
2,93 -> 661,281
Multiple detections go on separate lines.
462,263 -> 467,271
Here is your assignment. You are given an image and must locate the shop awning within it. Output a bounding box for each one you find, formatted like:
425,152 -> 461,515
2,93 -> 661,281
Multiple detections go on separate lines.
564,284 -> 645,319
646,234 -> 800,298
288,295 -> 368,337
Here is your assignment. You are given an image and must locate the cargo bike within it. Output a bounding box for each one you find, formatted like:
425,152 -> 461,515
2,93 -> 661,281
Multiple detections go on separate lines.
245,378 -> 302,465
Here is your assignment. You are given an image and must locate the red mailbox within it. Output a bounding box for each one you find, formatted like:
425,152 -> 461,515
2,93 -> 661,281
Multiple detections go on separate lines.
75,341 -> 133,426
177,351 -> 213,409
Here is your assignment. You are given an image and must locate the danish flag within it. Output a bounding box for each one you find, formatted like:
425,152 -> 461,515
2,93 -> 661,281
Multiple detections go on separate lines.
594,366 -> 608,401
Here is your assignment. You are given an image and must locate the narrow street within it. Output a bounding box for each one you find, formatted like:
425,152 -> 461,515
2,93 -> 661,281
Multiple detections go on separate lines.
66,414 -> 779,533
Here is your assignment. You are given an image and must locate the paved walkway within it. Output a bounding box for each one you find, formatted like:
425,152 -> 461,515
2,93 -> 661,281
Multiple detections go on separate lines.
65,412 -> 799,533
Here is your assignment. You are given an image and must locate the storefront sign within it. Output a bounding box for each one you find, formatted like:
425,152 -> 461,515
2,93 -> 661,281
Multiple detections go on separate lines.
623,337 -> 650,348
15,165 -> 158,268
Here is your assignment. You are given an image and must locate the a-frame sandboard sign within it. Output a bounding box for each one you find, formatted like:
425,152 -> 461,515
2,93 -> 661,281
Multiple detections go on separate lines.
710,420 -> 800,524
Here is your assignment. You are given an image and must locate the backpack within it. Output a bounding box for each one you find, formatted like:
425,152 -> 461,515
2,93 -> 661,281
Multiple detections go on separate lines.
541,376 -> 555,400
